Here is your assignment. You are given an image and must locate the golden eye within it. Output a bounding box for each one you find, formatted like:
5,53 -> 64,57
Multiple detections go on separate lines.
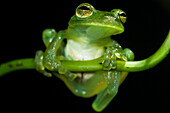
76,3 -> 94,18
111,9 -> 127,23
118,10 -> 127,23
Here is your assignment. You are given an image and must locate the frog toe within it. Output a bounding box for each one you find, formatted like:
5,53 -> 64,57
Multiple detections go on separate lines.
102,47 -> 117,70
42,29 -> 57,47
103,54 -> 111,70
123,48 -> 135,61
58,64 -> 77,80
35,50 -> 52,77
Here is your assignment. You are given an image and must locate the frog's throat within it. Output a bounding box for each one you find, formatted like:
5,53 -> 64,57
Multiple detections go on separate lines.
66,26 -> 124,41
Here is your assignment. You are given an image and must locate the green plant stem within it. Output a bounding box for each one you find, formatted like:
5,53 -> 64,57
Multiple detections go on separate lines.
0,58 -> 35,76
0,30 -> 169,76
117,30 -> 170,71
62,30 -> 170,72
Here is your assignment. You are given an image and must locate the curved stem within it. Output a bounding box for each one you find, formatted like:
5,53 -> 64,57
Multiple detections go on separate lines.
0,31 -> 169,76
62,30 -> 170,72
118,30 -> 170,72
0,58 -> 35,76
124,31 -> 170,72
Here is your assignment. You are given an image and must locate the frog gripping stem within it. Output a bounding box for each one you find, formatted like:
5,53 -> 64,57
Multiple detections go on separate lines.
0,2 -> 169,112
0,30 -> 169,76
1,29 -> 167,111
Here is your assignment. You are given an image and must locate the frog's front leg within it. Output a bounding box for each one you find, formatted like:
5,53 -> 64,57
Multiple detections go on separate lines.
35,50 -> 52,77
35,29 -> 77,80
42,29 -> 57,47
92,40 -> 134,112
35,29 -> 58,77
103,40 -> 134,70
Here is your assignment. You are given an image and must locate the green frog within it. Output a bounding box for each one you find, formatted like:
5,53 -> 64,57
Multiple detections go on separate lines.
35,3 -> 134,112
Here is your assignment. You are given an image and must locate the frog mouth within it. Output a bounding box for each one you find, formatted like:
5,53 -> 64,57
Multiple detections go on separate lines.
71,22 -> 124,35
84,23 -> 124,31
80,23 -> 124,36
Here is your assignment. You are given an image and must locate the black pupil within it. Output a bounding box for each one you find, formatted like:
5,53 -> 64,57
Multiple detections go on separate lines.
119,12 -> 126,17
79,6 -> 90,10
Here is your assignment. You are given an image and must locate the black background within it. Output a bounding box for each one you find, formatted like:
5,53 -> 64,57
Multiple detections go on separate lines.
0,0 -> 170,112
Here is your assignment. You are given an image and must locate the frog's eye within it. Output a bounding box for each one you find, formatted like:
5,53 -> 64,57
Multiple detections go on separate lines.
76,3 -> 94,18
111,9 -> 127,23
118,10 -> 127,23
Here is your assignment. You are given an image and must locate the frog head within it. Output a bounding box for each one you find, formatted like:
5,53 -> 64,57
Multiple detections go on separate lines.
68,3 -> 127,39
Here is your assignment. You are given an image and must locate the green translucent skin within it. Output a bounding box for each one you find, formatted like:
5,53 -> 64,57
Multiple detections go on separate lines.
0,3 -> 169,112
35,3 -> 134,112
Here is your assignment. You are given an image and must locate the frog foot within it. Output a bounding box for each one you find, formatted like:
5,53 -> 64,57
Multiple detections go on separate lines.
35,50 -> 52,77
56,63 -> 77,81
35,51 -> 77,80
103,47 -> 127,70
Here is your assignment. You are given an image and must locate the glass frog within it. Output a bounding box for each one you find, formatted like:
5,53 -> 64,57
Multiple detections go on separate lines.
35,3 -> 134,112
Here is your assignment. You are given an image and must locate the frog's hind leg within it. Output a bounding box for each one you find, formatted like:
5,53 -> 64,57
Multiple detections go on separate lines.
92,71 -> 121,112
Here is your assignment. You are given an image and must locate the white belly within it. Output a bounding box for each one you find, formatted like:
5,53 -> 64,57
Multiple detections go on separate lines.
64,39 -> 105,80
65,39 -> 104,61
